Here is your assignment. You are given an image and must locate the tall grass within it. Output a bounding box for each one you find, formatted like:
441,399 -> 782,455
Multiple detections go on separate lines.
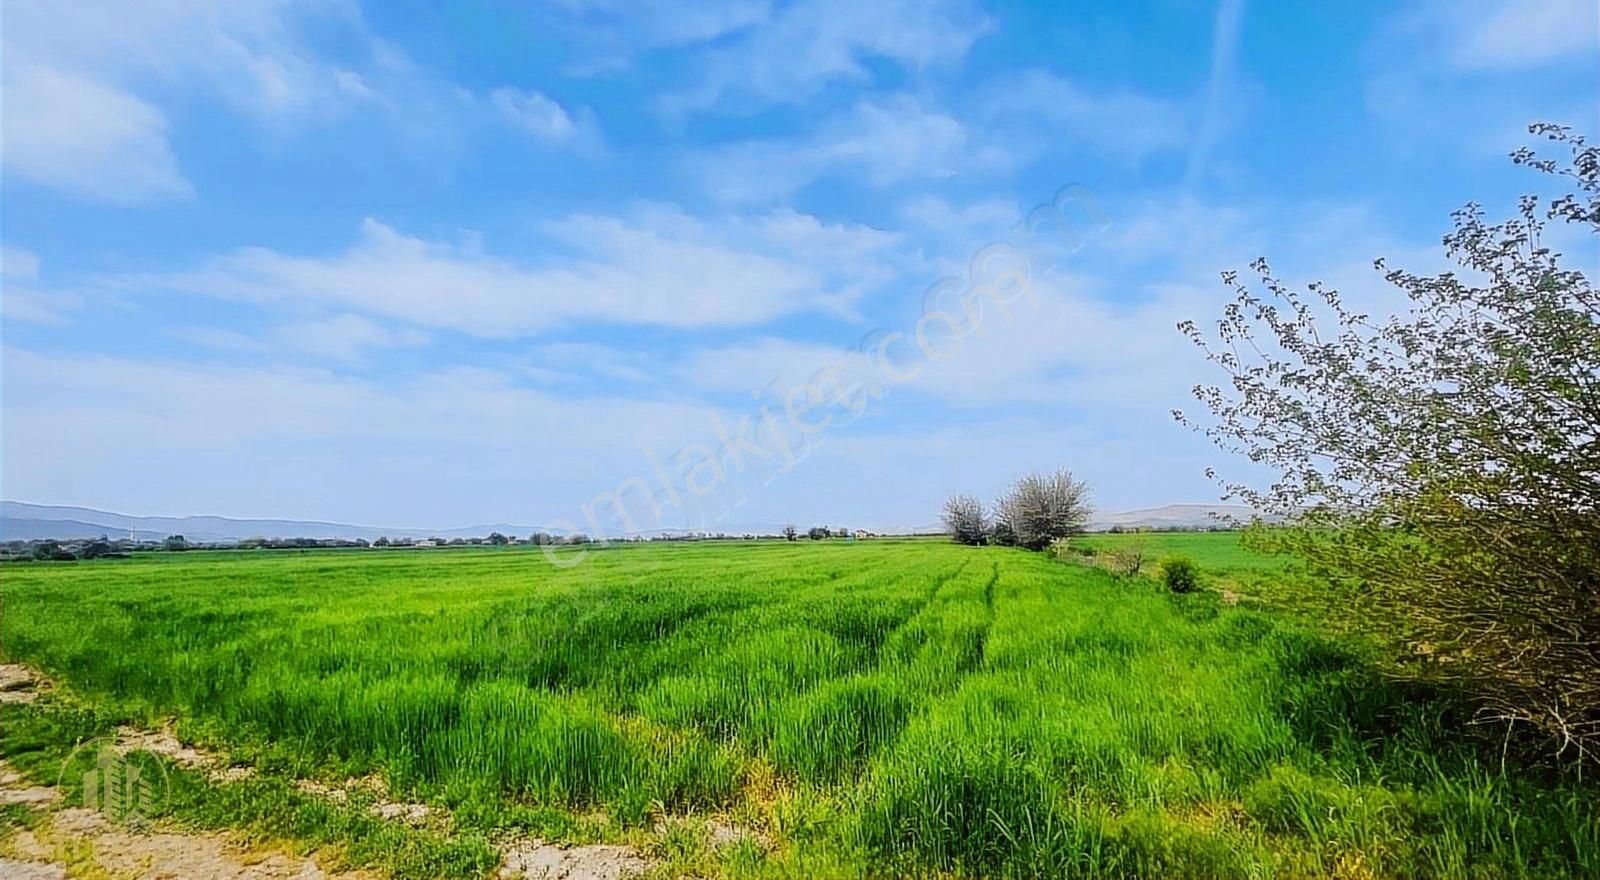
3,537 -> 1596,877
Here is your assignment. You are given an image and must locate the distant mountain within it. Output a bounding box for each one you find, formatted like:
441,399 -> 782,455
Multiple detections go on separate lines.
2,517 -> 168,542
0,502 -> 542,543
0,502 -> 860,543
1086,504 -> 1264,531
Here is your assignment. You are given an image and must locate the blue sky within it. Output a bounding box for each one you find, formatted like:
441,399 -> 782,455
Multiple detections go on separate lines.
2,0 -> 1596,533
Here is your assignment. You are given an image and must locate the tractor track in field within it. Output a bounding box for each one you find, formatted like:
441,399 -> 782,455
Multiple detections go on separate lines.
865,556 -> 975,663
0,662 -> 666,880
972,561 -> 1000,671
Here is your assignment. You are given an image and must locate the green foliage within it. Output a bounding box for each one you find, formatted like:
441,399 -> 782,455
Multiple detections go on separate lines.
3,540 -> 1597,878
1159,556 -> 1200,593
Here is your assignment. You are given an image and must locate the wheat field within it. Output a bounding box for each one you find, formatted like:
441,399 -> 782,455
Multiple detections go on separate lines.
2,537 -> 1595,878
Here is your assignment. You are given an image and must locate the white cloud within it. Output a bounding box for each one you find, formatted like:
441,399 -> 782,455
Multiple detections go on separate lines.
175,314 -> 430,364
490,87 -> 597,146
660,0 -> 989,113
0,1 -> 473,203
1186,0 -> 1247,189
547,0 -> 771,53
1445,0 -> 1599,71
3,290 -> 86,328
676,336 -> 875,397
698,95 -> 1010,203
1,246 -> 85,326
1364,1 -> 1599,159
281,314 -> 431,362
667,274 -> 1186,411
491,88 -> 575,139
824,98 -> 989,183
899,196 -> 1018,237
675,192 -> 1439,418
169,326 -> 270,355
141,205 -> 908,337
2,247 -> 42,282
527,342 -> 657,386
0,345 -> 733,526
1,65 -> 191,204
2,1 -> 380,122
981,71 -> 1193,163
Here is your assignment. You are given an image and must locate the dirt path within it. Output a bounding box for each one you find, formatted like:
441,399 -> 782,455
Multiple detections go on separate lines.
0,663 -> 658,879
3,803 -> 367,878
2,754 -> 656,879
3,748 -> 374,878
497,839 -> 650,880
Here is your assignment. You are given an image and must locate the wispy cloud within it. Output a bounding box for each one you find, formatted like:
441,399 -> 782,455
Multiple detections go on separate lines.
1364,0 -> 1599,158
2,65 -> 192,204
137,206 -> 908,337
489,87 -> 603,150
696,95 -> 1010,203
173,314 -> 430,364
1185,0 -> 1247,191
0,344 -> 734,524
0,247 -> 85,326
0,1 -> 389,203
1441,0 -> 1599,71
981,70 -> 1194,163
658,0 -> 990,114
541,0 -> 772,71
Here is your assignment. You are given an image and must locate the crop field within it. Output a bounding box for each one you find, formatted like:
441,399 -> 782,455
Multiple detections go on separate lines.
2,537 -> 1596,878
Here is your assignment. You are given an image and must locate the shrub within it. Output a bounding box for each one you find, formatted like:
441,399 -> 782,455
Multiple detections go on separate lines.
1160,556 -> 1200,594
1104,540 -> 1148,577
31,541 -> 76,562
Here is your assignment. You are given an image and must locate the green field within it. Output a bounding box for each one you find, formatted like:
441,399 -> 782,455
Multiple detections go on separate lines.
1076,530 -> 1287,571
2,537 -> 1596,878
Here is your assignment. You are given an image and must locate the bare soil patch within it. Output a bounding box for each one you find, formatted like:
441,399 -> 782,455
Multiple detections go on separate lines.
5,808 -> 372,879
1,758 -> 371,879
0,664 -> 47,704
498,838 -> 650,880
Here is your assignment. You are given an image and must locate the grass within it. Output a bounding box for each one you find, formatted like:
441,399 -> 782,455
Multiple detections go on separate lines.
2,537 -> 1596,877
1075,530 -> 1288,572
1074,530 -> 1371,622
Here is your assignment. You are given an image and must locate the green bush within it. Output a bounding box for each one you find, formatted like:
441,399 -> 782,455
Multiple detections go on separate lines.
1160,556 -> 1200,593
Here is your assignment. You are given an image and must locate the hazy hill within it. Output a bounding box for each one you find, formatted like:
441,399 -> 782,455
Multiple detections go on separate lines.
1087,504 -> 1263,531
4,501 -> 1267,543
0,502 -> 496,543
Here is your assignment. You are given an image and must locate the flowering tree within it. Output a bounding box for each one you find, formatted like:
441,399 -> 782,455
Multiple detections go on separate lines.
1179,124 -> 1600,761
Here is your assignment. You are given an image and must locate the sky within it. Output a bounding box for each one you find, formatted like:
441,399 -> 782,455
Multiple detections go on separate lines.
2,0 -> 1597,535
